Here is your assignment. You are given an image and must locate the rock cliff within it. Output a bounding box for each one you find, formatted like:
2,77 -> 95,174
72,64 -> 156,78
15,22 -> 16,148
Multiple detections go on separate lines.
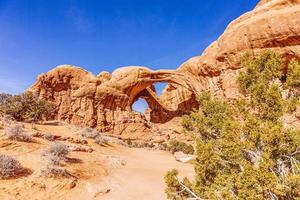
29,0 -> 300,138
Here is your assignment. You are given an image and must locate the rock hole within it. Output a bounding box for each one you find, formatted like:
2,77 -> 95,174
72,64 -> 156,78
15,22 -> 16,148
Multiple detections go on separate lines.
153,82 -> 168,97
131,98 -> 149,114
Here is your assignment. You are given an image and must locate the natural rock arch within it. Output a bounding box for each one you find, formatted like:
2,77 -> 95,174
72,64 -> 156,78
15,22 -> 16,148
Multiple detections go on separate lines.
29,65 -> 198,131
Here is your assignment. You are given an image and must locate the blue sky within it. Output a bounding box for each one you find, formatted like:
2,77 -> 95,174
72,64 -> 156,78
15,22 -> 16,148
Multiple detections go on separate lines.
0,0 -> 258,99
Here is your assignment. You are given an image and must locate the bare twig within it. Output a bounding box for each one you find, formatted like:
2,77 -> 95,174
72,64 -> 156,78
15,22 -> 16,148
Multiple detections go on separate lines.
175,177 -> 204,200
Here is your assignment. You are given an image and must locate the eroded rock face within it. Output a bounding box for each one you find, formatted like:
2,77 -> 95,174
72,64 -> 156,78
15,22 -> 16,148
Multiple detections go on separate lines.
29,65 -> 197,137
29,0 -> 300,137
161,0 -> 300,108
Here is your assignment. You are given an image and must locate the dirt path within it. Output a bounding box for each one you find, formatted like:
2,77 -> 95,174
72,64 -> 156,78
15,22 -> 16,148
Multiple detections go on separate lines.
72,147 -> 194,200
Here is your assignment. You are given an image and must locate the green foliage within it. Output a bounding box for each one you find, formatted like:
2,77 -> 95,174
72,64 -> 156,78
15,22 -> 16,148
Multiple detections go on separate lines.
286,96 -> 299,113
167,140 -> 194,154
164,169 -> 193,200
164,169 -> 182,199
237,51 -> 285,122
165,51 -> 300,199
259,85 -> 284,121
237,50 -> 282,94
0,92 -> 54,122
182,91 -> 234,140
286,59 -> 300,89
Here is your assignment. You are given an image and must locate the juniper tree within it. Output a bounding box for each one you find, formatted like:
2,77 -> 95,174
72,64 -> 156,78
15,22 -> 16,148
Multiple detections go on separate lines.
165,51 -> 300,199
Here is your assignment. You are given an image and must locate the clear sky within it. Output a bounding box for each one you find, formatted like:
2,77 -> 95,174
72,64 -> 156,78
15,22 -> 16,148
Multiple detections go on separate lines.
0,0 -> 258,98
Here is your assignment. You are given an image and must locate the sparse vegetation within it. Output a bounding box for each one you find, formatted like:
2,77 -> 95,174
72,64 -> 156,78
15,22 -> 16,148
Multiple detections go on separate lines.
5,124 -> 33,142
166,140 -> 194,154
0,93 -> 12,104
0,92 -> 54,122
125,138 -> 133,146
80,127 -> 99,139
40,165 -> 73,178
80,127 -> 110,146
165,51 -> 300,199
0,155 -> 26,179
43,133 -> 56,141
1,114 -> 12,125
95,135 -> 108,146
42,143 -> 69,165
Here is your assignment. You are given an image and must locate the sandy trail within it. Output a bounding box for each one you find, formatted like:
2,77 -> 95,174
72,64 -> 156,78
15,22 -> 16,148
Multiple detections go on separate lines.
78,147 -> 194,200
0,123 -> 194,200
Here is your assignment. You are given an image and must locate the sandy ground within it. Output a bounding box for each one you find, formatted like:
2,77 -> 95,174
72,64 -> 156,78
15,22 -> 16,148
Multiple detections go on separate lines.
0,122 -> 194,200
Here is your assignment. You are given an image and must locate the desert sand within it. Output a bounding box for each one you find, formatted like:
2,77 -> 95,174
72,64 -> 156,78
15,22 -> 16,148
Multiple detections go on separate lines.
0,122 -> 194,200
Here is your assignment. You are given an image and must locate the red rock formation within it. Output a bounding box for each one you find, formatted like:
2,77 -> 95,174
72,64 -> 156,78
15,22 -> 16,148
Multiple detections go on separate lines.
161,0 -> 300,108
29,65 -> 196,137
29,0 -> 300,137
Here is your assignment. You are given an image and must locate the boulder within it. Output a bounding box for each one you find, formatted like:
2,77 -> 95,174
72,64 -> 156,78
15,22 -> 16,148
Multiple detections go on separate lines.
174,151 -> 196,163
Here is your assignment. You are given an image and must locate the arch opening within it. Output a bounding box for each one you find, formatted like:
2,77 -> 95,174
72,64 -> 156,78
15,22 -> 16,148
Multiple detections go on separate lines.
153,82 -> 168,97
128,75 -> 193,123
131,97 -> 149,114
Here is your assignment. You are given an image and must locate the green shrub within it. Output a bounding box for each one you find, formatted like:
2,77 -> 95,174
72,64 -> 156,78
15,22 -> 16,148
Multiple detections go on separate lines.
286,59 -> 300,88
182,91 -> 234,140
167,140 -> 194,154
237,50 -> 282,95
164,169 -> 182,199
237,51 -> 285,122
0,92 -> 54,122
286,96 -> 299,113
165,51 -> 300,200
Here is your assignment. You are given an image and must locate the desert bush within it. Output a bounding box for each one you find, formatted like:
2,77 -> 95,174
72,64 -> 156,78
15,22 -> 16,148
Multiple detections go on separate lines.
80,127 -> 99,139
5,124 -> 33,142
40,165 -> 73,178
42,143 -> 69,165
0,155 -> 26,179
80,127 -> 109,145
43,133 -> 55,141
167,140 -> 194,154
124,138 -> 133,146
94,135 -> 108,145
159,143 -> 168,151
0,93 -> 12,106
0,93 -> 12,116
1,114 -> 13,125
0,92 -> 54,122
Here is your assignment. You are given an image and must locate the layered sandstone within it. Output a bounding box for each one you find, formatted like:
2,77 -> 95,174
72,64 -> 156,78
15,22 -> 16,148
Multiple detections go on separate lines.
29,0 -> 300,137
29,65 -> 197,138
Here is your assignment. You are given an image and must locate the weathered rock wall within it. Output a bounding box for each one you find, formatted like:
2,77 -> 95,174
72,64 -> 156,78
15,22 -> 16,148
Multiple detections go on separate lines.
162,0 -> 300,108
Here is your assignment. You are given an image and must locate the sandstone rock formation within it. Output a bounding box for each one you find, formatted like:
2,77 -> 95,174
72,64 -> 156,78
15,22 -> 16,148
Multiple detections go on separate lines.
163,0 -> 300,107
29,65 -> 198,138
29,0 -> 300,137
